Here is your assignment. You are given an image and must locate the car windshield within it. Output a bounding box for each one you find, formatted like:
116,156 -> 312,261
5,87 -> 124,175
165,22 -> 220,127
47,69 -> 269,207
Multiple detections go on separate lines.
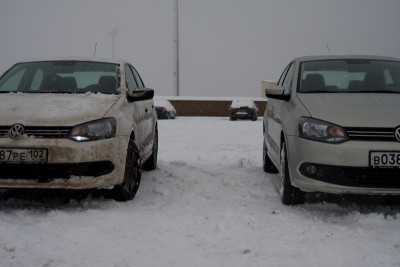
298,59 -> 400,93
0,61 -> 120,94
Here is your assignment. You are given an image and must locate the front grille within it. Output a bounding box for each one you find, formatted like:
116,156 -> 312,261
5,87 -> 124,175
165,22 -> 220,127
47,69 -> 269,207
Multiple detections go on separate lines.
345,127 -> 397,141
0,126 -> 71,139
300,163 -> 400,189
0,161 -> 114,181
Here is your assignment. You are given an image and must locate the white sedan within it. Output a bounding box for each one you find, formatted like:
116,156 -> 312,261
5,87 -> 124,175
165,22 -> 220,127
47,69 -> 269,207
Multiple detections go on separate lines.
262,55 -> 400,205
0,57 -> 158,201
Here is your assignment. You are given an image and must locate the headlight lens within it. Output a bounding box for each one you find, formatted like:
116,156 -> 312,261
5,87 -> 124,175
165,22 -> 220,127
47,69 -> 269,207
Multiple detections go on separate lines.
298,117 -> 348,143
69,118 -> 116,142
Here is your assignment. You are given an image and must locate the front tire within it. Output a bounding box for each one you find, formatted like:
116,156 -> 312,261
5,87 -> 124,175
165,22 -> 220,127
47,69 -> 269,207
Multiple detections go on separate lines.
112,140 -> 141,201
263,138 -> 278,173
279,141 -> 305,205
143,128 -> 158,171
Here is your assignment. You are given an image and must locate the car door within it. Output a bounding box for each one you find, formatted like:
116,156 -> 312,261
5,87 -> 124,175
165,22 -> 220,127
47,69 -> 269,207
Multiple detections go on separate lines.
129,65 -> 155,158
266,62 -> 295,164
124,64 -> 144,151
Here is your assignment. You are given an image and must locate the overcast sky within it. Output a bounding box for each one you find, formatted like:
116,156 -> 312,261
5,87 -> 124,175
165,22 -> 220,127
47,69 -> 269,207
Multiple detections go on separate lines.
1,0 -> 399,97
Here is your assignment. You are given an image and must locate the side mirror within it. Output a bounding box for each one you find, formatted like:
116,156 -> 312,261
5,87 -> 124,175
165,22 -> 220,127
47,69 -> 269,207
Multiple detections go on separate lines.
261,80 -> 289,101
127,88 -> 154,102
266,84 -> 284,96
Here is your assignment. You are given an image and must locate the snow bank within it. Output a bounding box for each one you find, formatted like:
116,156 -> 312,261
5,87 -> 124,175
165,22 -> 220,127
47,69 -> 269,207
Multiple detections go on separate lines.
0,117 -> 399,267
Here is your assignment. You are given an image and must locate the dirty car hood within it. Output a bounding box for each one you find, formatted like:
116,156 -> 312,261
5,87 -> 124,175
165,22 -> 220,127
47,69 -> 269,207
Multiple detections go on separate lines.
296,93 -> 400,127
0,93 -> 120,126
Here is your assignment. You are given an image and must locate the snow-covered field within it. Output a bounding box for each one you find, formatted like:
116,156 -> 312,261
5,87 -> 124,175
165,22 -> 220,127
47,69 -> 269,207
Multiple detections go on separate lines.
1,117 -> 400,267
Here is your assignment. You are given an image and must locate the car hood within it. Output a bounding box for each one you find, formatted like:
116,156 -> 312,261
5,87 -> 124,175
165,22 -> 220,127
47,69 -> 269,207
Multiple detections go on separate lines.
296,93 -> 400,127
0,93 -> 121,126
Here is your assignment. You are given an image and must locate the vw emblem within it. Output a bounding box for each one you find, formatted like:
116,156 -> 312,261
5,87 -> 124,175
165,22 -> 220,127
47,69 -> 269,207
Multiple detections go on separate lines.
396,127 -> 400,142
8,124 -> 25,139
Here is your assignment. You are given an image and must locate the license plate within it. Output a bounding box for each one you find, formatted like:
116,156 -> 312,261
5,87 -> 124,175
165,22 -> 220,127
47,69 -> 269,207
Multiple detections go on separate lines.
370,151 -> 400,167
0,148 -> 48,163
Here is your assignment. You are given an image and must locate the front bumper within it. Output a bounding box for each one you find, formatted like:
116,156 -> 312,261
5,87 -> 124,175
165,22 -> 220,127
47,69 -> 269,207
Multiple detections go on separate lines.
0,136 -> 128,189
231,111 -> 255,119
286,136 -> 400,195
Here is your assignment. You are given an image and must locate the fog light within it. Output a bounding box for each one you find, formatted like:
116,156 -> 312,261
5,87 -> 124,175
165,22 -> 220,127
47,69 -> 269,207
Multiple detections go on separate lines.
305,164 -> 318,176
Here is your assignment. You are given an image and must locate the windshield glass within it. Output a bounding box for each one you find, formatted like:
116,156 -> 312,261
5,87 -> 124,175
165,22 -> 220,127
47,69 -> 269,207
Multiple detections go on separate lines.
298,59 -> 400,93
0,61 -> 120,94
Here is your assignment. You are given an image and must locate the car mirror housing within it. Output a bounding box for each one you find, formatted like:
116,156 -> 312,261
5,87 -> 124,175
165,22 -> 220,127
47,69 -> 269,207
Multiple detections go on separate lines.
264,84 -> 290,101
127,88 -> 154,102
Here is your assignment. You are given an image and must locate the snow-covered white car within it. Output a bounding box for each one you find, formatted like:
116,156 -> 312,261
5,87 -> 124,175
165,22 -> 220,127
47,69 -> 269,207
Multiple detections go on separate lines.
0,57 -> 158,201
229,98 -> 258,121
154,99 -> 176,119
262,55 -> 400,205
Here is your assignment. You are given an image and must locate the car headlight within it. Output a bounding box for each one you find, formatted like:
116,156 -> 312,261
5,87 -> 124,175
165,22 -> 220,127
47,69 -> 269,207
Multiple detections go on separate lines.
298,117 -> 348,143
69,118 -> 116,142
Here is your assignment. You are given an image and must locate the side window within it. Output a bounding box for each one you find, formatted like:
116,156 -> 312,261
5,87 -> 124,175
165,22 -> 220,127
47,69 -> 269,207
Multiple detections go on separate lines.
282,63 -> 295,94
124,64 -> 138,90
0,68 -> 26,91
130,66 -> 145,88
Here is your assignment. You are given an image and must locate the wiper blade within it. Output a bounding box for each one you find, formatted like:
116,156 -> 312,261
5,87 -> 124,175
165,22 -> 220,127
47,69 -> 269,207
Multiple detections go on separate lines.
46,91 -> 74,94
38,90 -> 76,94
349,90 -> 400,93
299,90 -> 334,93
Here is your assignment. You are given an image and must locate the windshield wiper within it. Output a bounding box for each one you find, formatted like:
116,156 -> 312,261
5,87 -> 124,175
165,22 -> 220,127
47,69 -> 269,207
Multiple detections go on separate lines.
349,90 -> 400,93
46,91 -> 75,94
36,90 -> 77,94
299,90 -> 335,93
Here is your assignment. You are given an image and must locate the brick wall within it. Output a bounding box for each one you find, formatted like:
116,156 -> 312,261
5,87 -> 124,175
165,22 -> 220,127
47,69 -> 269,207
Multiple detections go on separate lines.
166,99 -> 267,117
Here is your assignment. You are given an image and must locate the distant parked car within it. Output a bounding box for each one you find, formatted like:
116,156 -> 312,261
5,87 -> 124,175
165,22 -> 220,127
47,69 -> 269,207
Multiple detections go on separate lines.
0,57 -> 158,201
229,98 -> 258,121
262,55 -> 400,205
154,99 -> 176,119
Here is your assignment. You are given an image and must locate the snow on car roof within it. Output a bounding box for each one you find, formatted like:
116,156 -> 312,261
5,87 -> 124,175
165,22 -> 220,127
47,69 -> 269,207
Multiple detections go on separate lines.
154,99 -> 174,108
230,98 -> 255,108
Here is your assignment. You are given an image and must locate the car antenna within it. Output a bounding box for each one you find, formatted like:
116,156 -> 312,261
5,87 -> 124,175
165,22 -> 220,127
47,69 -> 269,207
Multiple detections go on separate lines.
93,42 -> 97,57
326,43 -> 331,55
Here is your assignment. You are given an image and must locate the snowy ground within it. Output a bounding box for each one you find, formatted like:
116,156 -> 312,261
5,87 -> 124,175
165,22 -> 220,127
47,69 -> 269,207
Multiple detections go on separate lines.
1,117 -> 400,267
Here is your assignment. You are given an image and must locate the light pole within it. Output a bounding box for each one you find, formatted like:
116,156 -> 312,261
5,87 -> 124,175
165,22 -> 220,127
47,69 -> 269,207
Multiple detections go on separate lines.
109,28 -> 119,58
173,0 -> 180,96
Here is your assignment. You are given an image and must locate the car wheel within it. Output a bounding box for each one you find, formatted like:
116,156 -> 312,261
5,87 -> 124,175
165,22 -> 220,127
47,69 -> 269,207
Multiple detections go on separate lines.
143,128 -> 158,170
279,141 -> 305,205
112,139 -> 141,201
251,115 -> 257,121
230,116 -> 237,121
263,138 -> 278,173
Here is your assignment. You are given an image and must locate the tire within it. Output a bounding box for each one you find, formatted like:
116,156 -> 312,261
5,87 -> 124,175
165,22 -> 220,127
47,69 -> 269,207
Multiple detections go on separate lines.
143,128 -> 158,170
112,139 -> 141,201
279,141 -> 305,205
263,138 -> 278,173
230,116 -> 237,121
251,115 -> 257,121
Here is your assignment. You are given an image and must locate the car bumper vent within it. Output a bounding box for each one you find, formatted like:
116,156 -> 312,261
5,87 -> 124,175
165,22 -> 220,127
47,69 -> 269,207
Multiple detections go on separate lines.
345,127 -> 397,141
300,163 -> 400,189
0,161 -> 114,181
0,126 -> 71,139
